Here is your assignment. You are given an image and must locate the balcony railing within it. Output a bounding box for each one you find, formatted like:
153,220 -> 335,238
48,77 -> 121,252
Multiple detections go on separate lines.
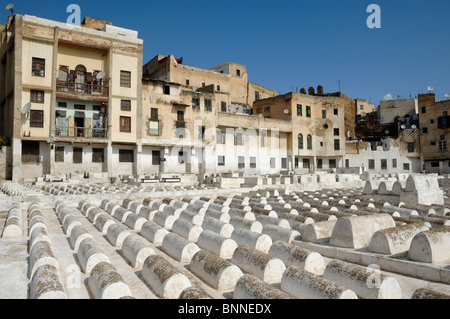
55,126 -> 108,139
56,80 -> 109,96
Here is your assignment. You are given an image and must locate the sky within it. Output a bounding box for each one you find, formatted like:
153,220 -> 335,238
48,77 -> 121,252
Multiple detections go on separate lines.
2,0 -> 450,105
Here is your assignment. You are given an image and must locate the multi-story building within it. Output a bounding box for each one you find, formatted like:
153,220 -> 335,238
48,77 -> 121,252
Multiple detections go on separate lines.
419,93 -> 450,173
0,15 -> 143,181
253,87 -> 355,173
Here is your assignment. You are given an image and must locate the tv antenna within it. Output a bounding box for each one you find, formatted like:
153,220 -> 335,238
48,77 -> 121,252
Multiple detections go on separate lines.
427,86 -> 434,93
5,3 -> 14,15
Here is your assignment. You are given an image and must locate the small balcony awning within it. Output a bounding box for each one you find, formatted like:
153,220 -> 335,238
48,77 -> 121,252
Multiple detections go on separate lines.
172,102 -> 190,108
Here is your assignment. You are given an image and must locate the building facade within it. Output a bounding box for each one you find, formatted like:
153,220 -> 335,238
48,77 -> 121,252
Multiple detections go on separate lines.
0,15 -> 143,181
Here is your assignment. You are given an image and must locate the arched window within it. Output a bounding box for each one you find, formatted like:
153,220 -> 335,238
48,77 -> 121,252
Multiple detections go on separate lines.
298,134 -> 304,150
75,65 -> 87,92
307,135 -> 313,150
58,66 -> 68,81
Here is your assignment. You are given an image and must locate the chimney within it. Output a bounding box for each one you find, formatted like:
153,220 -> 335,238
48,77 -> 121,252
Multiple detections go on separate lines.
308,87 -> 315,96
317,85 -> 324,95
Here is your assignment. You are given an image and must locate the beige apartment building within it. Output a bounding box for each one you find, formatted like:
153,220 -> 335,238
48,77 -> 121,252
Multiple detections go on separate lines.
419,93 -> 450,174
0,15 -> 143,181
253,87 -> 355,173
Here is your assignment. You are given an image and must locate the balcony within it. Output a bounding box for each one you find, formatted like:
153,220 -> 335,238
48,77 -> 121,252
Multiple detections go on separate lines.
54,126 -> 108,142
56,80 -> 109,101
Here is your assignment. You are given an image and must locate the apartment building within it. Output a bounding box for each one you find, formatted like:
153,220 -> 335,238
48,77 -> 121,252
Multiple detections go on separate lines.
0,15 -> 143,181
253,87 -> 354,173
419,93 -> 450,173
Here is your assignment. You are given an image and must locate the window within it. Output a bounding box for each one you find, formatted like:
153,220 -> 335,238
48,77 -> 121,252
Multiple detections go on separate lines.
151,108 -> 159,121
217,129 -> 226,145
73,148 -> 83,164
120,71 -> 131,88
163,85 -> 170,95
120,117 -> 131,133
407,142 -> 415,153
431,141 -> 436,146
303,159 -> 310,169
298,134 -> 304,150
345,159 -> 350,168
261,130 -> 267,148
281,158 -> 287,169
31,90 -> 44,103
297,105 -> 303,116
32,57 -> 45,77
439,141 -> 447,151
74,104 -> 86,110
119,150 -> 134,163
431,162 -> 440,168
392,159 -> 397,168
204,99 -> 212,112
92,148 -> 104,163
238,156 -> 245,169
58,102 -> 67,108
369,159 -> 375,170
403,163 -> 410,171
307,135 -> 312,150
217,85 -> 221,92
317,159 -> 323,169
221,101 -> 227,113
30,110 -> 44,128
186,79 -> 190,86
152,151 -> 161,166
334,109 -> 339,116
250,157 -> 257,168
334,139 -> 341,151
381,159 -> 388,170
329,159 -> 337,169
177,111 -> 185,122
431,119 -> 435,124
322,110 -> 327,119
423,127 -> 428,134
121,100 -> 131,112
360,105 -> 364,111
306,106 -> 311,118
438,116 -> 450,129
148,120 -> 160,136
255,91 -> 260,101
218,156 -> 225,166
265,107 -> 271,114
334,128 -> 340,136
198,126 -> 206,140
22,141 -> 40,163
192,98 -> 200,111
235,133 -> 244,146
270,158 -> 276,169
236,69 -> 241,77
55,147 -> 65,163
421,107 -> 426,114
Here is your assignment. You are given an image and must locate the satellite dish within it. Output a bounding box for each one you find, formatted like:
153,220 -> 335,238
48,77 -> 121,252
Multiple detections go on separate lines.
21,103 -> 31,115
401,125 -> 406,129
445,94 -> 450,99
361,112 -> 367,117
5,3 -> 14,14
383,94 -> 393,101
411,125 -> 417,129
428,86 -> 434,92
96,72 -> 105,80
284,109 -> 290,114
47,136 -> 54,144
385,130 -> 390,135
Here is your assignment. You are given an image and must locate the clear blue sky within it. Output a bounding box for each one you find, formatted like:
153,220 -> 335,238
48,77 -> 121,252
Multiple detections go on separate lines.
3,0 -> 450,105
